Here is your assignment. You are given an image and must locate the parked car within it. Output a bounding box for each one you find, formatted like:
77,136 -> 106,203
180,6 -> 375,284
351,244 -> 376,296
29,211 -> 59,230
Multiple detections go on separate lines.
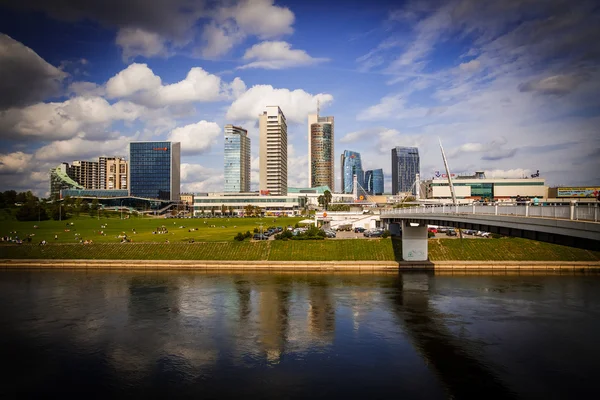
446,229 -> 458,236
354,227 -> 366,233
364,229 -> 384,237
428,227 -> 438,234
253,233 -> 268,240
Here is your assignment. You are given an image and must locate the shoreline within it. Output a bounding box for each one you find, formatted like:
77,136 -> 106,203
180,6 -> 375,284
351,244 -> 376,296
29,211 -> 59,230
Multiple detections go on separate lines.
2,259 -> 599,271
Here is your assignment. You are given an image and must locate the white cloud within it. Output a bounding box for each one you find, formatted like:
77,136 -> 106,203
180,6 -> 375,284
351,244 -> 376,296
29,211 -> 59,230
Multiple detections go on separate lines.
200,21 -> 244,59
105,64 -> 244,107
0,34 -> 67,110
226,85 -> 333,124
181,163 -> 224,193
200,0 -> 295,58
518,74 -> 588,96
239,41 -> 328,69
459,59 -> 481,72
167,121 -> 221,155
34,136 -> 132,162
357,95 -> 405,121
105,63 -> 162,98
116,28 -> 170,61
68,81 -> 105,97
221,0 -> 294,39
0,151 -> 33,174
0,96 -> 146,140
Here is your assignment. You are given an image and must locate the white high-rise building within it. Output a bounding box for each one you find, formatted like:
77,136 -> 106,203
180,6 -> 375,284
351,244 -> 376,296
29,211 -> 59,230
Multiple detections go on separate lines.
259,106 -> 288,195
308,112 -> 334,190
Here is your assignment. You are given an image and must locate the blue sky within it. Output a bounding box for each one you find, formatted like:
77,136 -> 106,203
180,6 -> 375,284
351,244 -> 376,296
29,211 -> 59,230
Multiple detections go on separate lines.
0,0 -> 598,196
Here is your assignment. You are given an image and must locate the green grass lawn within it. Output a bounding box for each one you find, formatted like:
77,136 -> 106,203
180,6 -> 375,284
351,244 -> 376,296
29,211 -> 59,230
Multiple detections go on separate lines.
1,216 -> 599,262
1,215 -> 303,244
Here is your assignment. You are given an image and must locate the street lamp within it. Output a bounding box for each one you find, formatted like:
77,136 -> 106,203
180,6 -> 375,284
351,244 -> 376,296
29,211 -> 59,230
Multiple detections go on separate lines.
120,200 -> 124,220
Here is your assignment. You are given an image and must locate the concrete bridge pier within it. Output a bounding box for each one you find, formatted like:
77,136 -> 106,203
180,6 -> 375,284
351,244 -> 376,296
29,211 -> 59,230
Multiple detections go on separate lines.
401,220 -> 428,261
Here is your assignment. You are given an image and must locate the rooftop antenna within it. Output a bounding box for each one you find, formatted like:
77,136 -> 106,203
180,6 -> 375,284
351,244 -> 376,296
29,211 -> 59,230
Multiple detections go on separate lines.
316,98 -> 320,118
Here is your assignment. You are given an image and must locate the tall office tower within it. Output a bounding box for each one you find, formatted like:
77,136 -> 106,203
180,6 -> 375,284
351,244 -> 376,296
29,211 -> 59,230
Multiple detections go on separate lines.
365,169 -> 384,195
129,141 -> 181,200
224,124 -> 251,192
71,160 -> 99,189
340,150 -> 364,194
259,106 -> 288,195
392,147 -> 420,195
99,157 -> 128,190
308,110 -> 334,189
309,120 -> 334,189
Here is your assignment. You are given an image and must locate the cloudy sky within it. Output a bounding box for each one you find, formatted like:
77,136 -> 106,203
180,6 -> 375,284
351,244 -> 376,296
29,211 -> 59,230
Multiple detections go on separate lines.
0,0 -> 598,196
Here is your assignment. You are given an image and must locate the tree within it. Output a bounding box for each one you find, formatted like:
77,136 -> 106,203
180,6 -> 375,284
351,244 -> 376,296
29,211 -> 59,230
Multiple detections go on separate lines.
80,201 -> 90,214
323,190 -> 332,210
221,204 -> 227,216
74,198 -> 83,217
244,204 -> 254,217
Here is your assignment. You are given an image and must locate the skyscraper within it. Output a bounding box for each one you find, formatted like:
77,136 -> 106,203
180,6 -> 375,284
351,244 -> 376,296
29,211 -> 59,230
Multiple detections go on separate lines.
309,120 -> 334,190
365,169 -> 384,195
340,150 -> 364,194
259,106 -> 288,195
308,112 -> 334,190
129,141 -> 180,200
392,147 -> 420,195
224,124 -> 251,192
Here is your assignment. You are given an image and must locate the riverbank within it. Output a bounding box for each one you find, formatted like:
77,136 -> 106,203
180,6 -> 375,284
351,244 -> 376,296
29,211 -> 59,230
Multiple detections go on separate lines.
2,259 -> 599,271
1,238 -> 599,262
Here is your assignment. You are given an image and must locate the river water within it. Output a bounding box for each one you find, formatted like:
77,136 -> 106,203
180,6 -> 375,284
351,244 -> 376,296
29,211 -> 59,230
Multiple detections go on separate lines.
1,270 -> 599,399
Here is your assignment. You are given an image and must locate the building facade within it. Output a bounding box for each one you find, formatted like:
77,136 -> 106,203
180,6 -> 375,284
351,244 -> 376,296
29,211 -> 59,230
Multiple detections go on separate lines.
341,150 -> 364,194
224,124 -> 251,192
308,113 -> 334,190
129,141 -> 180,201
259,106 -> 288,195
50,163 -> 85,198
392,147 -> 420,195
71,160 -> 99,189
99,157 -> 128,190
365,169 -> 384,195
310,121 -> 334,189
424,175 -> 547,201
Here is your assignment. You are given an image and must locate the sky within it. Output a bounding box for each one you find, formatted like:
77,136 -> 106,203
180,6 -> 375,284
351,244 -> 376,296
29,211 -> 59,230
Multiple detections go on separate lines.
0,0 -> 599,197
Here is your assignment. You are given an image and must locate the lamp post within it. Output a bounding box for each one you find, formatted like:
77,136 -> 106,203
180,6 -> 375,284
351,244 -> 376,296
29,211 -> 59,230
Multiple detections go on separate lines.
120,200 -> 124,220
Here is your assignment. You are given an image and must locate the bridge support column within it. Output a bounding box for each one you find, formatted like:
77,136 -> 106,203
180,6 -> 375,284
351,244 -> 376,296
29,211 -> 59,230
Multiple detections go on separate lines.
401,220 -> 428,261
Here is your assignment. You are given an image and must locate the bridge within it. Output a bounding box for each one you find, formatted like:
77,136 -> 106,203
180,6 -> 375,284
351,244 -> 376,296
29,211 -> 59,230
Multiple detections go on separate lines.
381,202 -> 600,260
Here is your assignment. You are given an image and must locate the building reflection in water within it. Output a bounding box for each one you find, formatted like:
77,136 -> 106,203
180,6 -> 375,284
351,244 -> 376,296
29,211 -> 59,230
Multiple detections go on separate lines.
307,282 -> 335,345
258,280 -> 291,363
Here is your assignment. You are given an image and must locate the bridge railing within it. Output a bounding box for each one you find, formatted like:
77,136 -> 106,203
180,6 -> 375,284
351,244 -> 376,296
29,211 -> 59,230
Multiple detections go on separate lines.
382,202 -> 599,222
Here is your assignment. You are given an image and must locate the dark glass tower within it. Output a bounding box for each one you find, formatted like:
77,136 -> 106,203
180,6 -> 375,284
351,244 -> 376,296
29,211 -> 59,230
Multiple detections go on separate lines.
340,150 -> 364,194
365,169 -> 384,195
391,147 -> 419,195
129,141 -> 180,200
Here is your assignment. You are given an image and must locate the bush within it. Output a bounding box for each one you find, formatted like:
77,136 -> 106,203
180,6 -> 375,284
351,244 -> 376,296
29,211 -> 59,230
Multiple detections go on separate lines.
382,230 -> 391,238
234,232 -> 245,241
490,233 -> 503,239
275,230 -> 293,240
244,231 -> 252,239
428,231 -> 435,238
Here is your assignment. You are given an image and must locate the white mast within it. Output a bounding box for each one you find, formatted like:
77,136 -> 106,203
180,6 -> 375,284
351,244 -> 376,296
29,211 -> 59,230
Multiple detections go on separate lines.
439,138 -> 457,204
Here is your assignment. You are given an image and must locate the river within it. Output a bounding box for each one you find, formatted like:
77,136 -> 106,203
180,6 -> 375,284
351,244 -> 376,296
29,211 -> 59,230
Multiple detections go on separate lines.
1,270 -> 599,399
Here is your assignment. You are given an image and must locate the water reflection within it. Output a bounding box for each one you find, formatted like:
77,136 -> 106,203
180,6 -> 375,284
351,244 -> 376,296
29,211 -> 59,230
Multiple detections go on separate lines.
1,270 -> 599,399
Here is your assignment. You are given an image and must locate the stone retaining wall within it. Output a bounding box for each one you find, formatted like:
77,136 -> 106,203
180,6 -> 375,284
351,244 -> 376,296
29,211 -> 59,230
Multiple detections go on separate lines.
1,260 -> 599,271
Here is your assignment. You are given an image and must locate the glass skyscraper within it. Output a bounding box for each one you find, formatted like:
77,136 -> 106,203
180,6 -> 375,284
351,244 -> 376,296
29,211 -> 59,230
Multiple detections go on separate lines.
365,169 -> 384,195
129,141 -> 180,200
224,125 -> 251,192
310,121 -> 334,189
391,147 -> 420,195
340,150 -> 364,194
